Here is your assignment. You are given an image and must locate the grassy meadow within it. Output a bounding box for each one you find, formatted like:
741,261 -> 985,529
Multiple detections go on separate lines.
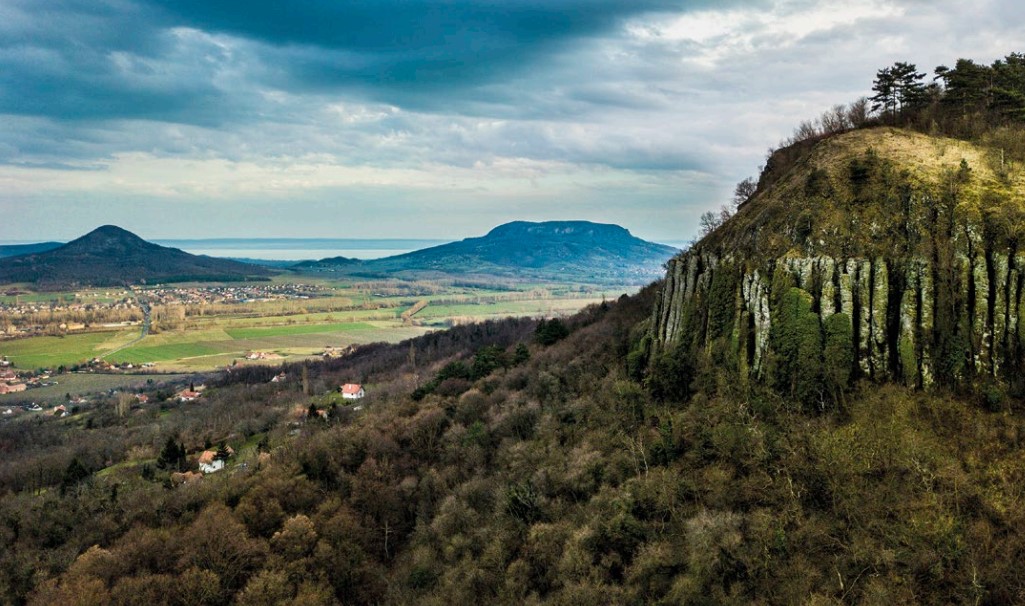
0,330 -> 138,369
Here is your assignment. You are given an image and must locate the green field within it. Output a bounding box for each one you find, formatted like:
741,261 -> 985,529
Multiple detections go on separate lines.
107,343 -> 225,364
105,322 -> 429,370
0,330 -> 137,369
225,321 -> 377,339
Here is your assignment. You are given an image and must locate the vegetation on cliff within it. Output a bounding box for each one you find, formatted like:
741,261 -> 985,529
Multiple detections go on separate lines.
656,52 -> 1025,398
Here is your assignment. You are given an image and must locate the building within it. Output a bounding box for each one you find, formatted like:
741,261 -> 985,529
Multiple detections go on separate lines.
340,383 -> 365,400
0,383 -> 26,394
270,372 -> 287,383
177,390 -> 201,402
197,451 -> 224,474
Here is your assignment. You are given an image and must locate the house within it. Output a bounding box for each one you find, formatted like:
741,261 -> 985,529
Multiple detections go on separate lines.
197,451 -> 224,473
341,383 -> 365,400
270,372 -> 286,383
177,390 -> 201,402
0,369 -> 16,382
136,394 -> 149,404
0,383 -> 26,394
53,404 -> 68,417
197,445 -> 234,473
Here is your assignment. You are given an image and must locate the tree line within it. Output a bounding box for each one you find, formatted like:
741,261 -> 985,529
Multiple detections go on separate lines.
698,51 -> 1025,240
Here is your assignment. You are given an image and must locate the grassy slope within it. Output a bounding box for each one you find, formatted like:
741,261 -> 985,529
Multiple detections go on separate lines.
0,330 -> 138,369
705,126 -> 1025,261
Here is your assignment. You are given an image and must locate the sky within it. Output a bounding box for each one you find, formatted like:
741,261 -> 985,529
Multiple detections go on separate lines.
1,0 -> 1024,243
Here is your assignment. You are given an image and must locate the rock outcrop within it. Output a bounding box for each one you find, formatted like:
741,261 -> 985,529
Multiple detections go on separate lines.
650,128 -> 1025,390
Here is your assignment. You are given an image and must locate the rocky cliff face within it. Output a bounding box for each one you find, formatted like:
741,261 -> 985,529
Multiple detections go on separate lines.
650,128 -> 1025,392
653,250 -> 1025,387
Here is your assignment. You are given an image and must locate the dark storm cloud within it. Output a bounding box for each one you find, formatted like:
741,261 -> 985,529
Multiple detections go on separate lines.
143,0 -> 695,90
0,0 -> 756,171
0,0 -> 758,124
0,1 -> 248,125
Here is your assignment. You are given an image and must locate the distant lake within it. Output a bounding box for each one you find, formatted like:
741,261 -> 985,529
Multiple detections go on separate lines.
152,238 -> 451,261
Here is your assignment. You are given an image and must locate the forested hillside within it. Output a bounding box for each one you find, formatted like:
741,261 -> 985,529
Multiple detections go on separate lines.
0,226 -> 271,288
3,283 -> 1025,604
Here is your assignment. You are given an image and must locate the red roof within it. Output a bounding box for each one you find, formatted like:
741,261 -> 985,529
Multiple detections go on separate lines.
341,383 -> 363,395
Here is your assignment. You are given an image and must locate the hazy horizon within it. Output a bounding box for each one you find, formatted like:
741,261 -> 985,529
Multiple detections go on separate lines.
0,232 -> 689,261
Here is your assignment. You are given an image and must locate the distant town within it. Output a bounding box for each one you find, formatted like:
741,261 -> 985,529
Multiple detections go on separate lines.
1,283 -> 331,339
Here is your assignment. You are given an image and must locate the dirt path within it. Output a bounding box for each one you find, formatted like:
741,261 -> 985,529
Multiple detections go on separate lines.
102,291 -> 151,359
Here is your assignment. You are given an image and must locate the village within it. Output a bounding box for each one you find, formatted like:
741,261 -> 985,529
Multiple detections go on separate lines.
0,356 -> 58,395
138,282 -> 329,307
0,293 -> 141,338
0,283 -> 332,339
2,362 -> 367,490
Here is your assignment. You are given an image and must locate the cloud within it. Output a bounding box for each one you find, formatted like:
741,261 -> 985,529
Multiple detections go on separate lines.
3,0 -> 1025,242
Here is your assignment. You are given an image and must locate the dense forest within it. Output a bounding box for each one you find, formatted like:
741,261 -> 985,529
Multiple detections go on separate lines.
5,52 -> 1025,605
6,285 -> 1025,604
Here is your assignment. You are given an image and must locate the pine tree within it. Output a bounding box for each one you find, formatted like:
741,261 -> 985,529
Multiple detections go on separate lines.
892,61 -> 927,111
157,437 -> 185,471
513,343 -> 530,365
60,458 -> 90,496
871,66 -> 897,117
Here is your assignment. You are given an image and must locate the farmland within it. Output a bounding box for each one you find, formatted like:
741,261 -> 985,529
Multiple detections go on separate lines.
0,275 -> 624,371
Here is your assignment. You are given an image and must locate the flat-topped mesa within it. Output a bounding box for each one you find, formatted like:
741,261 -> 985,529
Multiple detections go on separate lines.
651,127 -> 1025,390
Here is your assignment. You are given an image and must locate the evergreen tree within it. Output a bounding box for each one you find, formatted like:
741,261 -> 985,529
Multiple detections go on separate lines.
871,66 -> 898,117
535,318 -> 569,345
60,458 -> 90,496
157,436 -> 185,471
892,61 -> 928,111
513,343 -> 531,365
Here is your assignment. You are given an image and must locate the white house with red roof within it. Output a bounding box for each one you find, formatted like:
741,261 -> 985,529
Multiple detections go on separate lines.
197,451 -> 224,473
340,383 -> 365,400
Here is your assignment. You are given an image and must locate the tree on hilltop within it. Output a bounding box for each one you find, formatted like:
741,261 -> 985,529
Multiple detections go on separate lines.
872,62 -> 927,120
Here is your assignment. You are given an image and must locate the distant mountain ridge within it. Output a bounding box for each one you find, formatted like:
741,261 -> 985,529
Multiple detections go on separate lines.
0,225 -> 272,288
0,242 -> 63,258
303,221 -> 678,284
